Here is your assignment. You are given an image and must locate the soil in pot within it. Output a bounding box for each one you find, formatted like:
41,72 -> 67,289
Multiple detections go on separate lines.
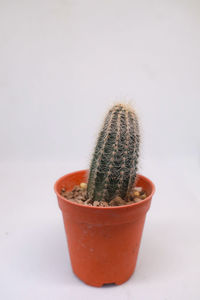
60,183 -> 147,207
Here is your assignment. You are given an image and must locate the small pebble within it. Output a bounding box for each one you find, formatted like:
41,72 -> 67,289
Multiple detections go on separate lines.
84,199 -> 91,205
76,196 -> 85,201
133,191 -> 140,197
126,201 -> 134,205
99,201 -> 109,207
80,183 -> 87,189
64,191 -> 73,199
134,198 -> 142,203
93,201 -> 99,207
75,199 -> 84,204
110,196 -> 127,206
133,187 -> 142,192
109,199 -> 118,206
140,193 -> 147,199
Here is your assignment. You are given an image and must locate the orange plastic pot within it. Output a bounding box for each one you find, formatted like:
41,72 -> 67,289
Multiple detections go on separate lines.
54,170 -> 155,287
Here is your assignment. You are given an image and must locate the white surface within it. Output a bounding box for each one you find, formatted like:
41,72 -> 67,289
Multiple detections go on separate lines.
0,0 -> 199,162
0,159 -> 200,300
0,0 -> 200,299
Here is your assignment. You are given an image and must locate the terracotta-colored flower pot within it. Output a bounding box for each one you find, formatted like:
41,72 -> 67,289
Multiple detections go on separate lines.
54,170 -> 155,287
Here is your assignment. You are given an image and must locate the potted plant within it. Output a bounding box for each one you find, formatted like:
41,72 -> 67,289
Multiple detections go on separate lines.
54,103 -> 155,287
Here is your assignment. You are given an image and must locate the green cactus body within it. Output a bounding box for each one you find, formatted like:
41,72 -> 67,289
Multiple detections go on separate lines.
87,103 -> 140,203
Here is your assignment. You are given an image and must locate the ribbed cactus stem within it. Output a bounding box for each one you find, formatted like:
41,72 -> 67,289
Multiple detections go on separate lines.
87,103 -> 140,203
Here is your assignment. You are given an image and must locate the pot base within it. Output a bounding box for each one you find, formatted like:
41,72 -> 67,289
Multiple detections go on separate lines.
73,269 -> 134,287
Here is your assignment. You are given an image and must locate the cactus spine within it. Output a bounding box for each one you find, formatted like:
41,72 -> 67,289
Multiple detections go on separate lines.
87,103 -> 140,203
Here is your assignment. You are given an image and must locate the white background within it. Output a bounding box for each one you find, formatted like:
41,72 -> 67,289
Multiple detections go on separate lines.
0,0 -> 200,299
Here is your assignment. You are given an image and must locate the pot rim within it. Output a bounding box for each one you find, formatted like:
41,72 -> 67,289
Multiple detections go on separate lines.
54,170 -> 155,210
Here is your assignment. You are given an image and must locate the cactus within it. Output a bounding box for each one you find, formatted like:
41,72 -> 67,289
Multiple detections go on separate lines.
87,103 -> 140,203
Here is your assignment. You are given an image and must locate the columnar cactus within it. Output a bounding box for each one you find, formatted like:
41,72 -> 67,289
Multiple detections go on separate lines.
87,103 -> 140,203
